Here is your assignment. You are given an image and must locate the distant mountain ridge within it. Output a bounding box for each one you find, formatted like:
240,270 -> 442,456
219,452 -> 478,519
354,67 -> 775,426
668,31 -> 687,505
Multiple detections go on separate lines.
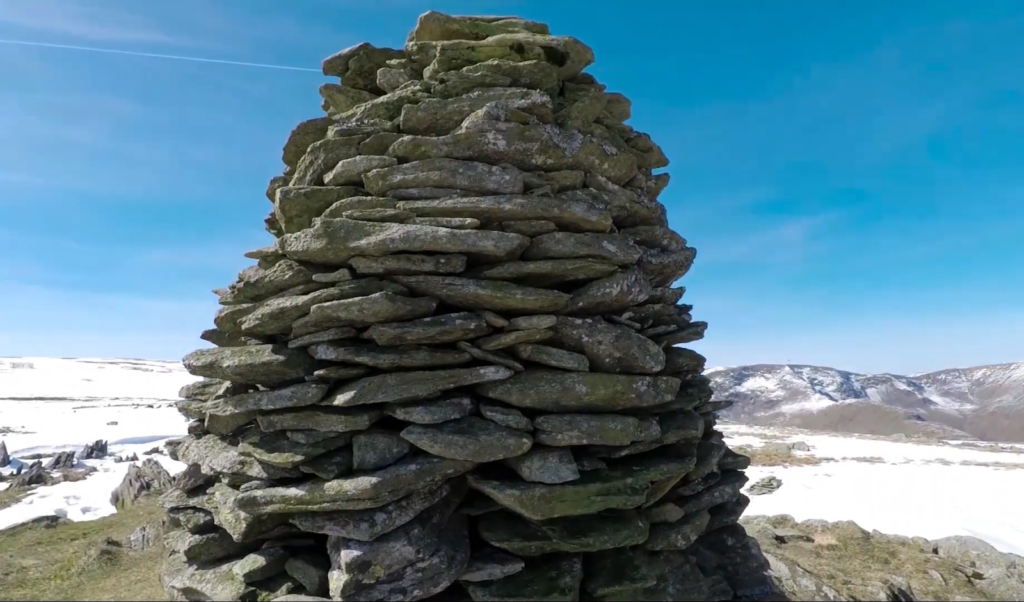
707,361 -> 1024,442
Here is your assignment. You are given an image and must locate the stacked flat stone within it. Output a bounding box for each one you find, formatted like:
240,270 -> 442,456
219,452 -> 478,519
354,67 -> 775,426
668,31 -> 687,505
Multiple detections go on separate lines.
159,11 -> 780,602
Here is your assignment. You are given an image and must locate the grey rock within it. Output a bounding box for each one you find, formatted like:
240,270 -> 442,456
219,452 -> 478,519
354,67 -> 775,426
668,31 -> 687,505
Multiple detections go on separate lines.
582,547 -> 657,598
501,219 -> 558,237
275,186 -> 366,234
287,326 -> 358,348
110,458 -> 173,510
320,196 -> 399,218
257,406 -> 383,433
476,368 -> 680,412
504,446 -> 579,484
405,216 -> 481,229
311,268 -> 353,283
551,316 -> 665,374
364,158 -> 524,196
468,454 -> 696,521
234,455 -> 476,514
360,132 -> 405,156
183,345 -> 315,386
238,430 -> 351,468
322,42 -> 404,93
507,314 -> 557,330
285,556 -> 330,597
282,117 -> 333,168
205,383 -> 329,415
352,431 -> 412,471
564,267 -> 653,314
644,509 -> 711,550
390,275 -> 570,313
218,260 -> 314,305
465,258 -> 619,286
324,156 -> 397,186
326,366 -> 512,407
478,401 -> 533,431
291,137 -> 366,187
475,328 -> 552,351
401,416 -> 533,462
459,548 -> 525,582
168,507 -> 216,534
456,341 -> 525,372
341,208 -> 415,222
463,554 -> 583,601
401,88 -> 552,135
164,528 -> 258,563
532,413 -> 647,447
318,83 -> 378,116
747,475 -> 783,496
327,487 -> 469,601
291,481 -> 455,542
387,396 -> 477,424
349,253 -> 467,275
280,218 -> 530,266
176,435 -> 300,482
397,195 -> 611,233
523,232 -> 643,265
240,287 -> 376,336
310,342 -> 471,369
299,447 -> 353,480
477,510 -> 649,556
362,311 -> 492,346
311,365 -> 371,380
233,547 -> 290,583
511,344 -> 590,372
304,292 -> 438,329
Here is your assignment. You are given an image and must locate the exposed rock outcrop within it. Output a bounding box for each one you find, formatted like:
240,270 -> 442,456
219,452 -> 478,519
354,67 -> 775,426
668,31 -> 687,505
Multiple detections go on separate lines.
160,11 -> 777,602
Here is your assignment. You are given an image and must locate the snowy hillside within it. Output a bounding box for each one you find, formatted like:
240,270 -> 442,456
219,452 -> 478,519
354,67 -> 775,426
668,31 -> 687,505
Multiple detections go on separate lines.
0,357 -> 197,401
709,362 -> 1024,442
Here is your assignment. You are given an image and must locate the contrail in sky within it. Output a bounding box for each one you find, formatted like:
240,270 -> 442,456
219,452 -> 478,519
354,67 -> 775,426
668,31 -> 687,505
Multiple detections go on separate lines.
0,38 -> 320,72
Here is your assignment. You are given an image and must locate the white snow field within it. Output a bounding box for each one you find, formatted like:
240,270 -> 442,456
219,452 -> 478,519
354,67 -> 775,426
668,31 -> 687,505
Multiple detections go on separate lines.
724,424 -> 1024,556
0,357 -> 198,530
1,357 -> 1023,559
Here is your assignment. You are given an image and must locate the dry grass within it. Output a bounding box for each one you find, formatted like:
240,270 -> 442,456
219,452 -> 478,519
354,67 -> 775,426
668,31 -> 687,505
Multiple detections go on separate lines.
733,444 -> 829,467
0,497 -> 168,601
0,488 -> 29,511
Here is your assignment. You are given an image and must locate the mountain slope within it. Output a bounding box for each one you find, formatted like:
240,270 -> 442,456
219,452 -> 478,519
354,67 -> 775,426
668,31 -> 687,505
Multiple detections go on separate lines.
708,361 -> 1024,442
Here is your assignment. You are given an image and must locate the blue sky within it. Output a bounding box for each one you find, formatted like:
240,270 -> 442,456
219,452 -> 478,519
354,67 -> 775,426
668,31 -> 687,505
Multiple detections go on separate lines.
1,0 -> 1022,375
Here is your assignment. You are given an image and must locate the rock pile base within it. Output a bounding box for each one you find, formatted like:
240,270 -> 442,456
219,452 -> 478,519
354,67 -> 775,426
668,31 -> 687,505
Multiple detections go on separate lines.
160,11 -> 782,602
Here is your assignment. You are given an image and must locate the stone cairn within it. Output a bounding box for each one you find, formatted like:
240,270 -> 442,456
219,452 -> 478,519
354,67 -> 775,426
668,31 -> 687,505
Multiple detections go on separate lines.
161,11 -> 781,602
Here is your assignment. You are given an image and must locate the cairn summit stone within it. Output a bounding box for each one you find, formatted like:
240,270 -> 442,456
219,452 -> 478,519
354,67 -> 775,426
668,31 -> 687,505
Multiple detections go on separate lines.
161,11 -> 777,602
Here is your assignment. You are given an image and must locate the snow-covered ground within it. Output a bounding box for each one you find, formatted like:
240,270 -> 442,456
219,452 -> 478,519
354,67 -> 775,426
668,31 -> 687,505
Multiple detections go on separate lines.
722,424 -> 1024,557
0,357 -> 197,530
1,357 -> 1023,560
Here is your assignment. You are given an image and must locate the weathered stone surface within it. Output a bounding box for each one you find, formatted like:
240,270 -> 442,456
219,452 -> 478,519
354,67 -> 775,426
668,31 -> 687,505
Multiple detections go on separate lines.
176,435 -> 300,483
389,119 -> 638,186
352,431 -> 412,471
305,292 -> 438,329
300,448 -> 353,480
551,316 -> 665,374
238,288 -> 358,336
233,547 -> 290,583
327,494 -> 470,601
504,446 -> 579,484
320,196 -> 398,218
282,117 -> 333,168
280,218 -> 530,266
476,400 -> 532,432
501,219 -> 558,237
402,88 -> 551,134
402,416 -> 533,462
285,555 -> 330,597
564,267 -> 652,314
363,311 -> 492,346
234,455 -> 476,514
511,344 -> 590,372
324,155 -> 397,186
398,195 -> 611,233
239,431 -> 351,468
287,327 -> 358,349
318,84 -> 378,116
408,30 -> 594,80
183,345 -> 315,386
468,454 -> 696,521
478,510 -> 649,555
391,275 -> 570,313
310,342 -> 470,370
311,365 -> 370,381
533,413 -> 648,447
476,328 -> 552,351
291,481 -> 454,542
645,509 -> 711,551
342,208 -> 416,222
385,396 -> 476,424
218,260 -> 314,305
459,548 -> 525,582
523,232 -> 643,264
465,258 -> 619,286
463,554 -> 583,601
322,42 -> 404,94
583,547 -> 657,598
409,11 -> 550,43
275,186 -> 366,233
477,369 -> 680,412
256,406 -> 383,433
456,341 -> 525,371
292,137 -> 367,187
405,216 -> 481,229
326,366 -> 513,407
205,383 -> 328,415
366,158 -> 524,198
349,253 -> 467,275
